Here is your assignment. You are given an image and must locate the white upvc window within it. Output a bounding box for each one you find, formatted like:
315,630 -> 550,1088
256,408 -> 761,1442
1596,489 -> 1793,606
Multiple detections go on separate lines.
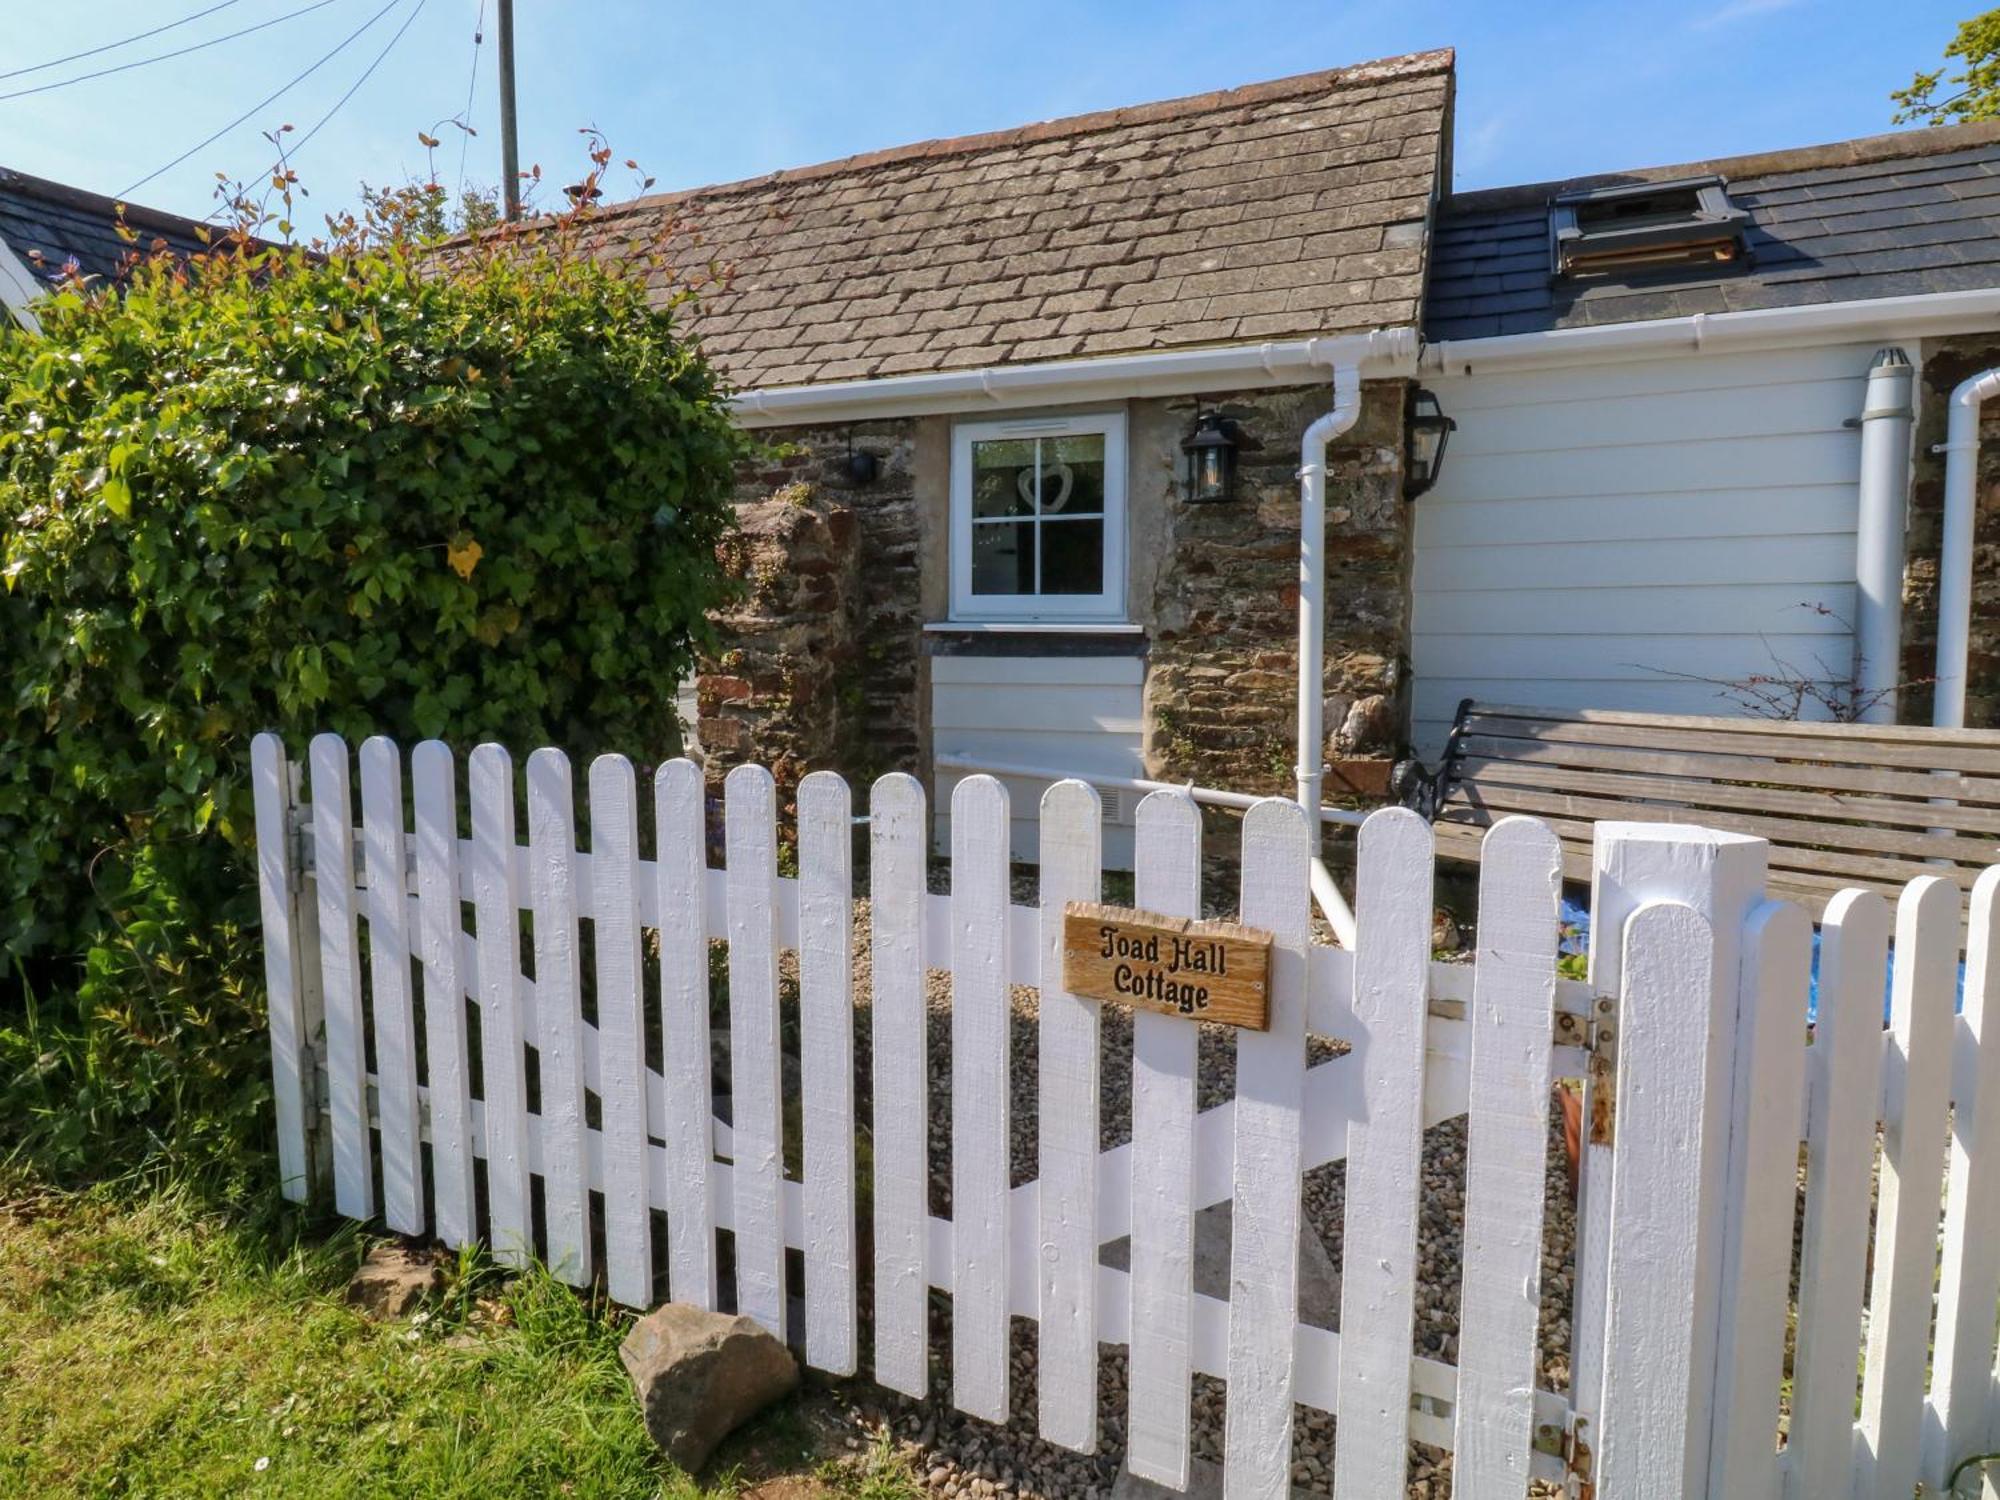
949,412 -> 1127,622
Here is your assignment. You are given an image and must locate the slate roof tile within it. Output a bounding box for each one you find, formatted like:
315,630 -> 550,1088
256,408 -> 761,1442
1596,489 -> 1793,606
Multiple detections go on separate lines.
1427,120 -> 2000,340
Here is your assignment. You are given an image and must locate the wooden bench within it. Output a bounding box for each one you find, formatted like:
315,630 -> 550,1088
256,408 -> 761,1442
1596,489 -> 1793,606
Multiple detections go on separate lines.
1403,701 -> 2000,918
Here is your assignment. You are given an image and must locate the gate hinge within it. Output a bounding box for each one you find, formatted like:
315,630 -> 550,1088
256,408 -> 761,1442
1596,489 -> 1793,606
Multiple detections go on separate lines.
1587,996 -> 1618,1147
289,806 -> 315,888
1536,1415 -> 1594,1497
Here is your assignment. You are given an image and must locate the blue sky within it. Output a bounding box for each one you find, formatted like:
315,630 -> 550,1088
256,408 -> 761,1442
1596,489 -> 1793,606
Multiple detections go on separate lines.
0,0 -> 1972,227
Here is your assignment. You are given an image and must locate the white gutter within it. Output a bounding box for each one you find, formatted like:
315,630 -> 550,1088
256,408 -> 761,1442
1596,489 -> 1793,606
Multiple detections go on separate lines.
1935,366 -> 2000,727
1422,286 -> 2000,377
730,327 -> 1420,427
1852,349 -> 1916,724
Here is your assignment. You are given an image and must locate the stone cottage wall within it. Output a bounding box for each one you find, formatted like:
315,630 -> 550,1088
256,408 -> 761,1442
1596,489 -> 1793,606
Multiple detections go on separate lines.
1909,335 -> 2000,728
1139,381 -> 1410,800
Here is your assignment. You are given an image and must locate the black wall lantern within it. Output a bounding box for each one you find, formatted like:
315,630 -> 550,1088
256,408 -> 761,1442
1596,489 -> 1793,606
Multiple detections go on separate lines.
1403,388 -> 1456,499
845,428 -> 879,485
1181,409 -> 1242,503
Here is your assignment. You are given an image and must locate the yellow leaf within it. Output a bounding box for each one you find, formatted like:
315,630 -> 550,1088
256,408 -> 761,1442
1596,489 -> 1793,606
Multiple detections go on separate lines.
446,536 -> 483,580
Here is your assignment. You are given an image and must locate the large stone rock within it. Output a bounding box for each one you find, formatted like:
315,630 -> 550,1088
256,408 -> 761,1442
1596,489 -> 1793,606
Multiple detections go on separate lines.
346,1245 -> 445,1321
619,1302 -> 800,1472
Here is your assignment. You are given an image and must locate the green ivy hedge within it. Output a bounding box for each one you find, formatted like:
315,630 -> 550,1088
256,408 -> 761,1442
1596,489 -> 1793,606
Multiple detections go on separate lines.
0,224 -> 744,1167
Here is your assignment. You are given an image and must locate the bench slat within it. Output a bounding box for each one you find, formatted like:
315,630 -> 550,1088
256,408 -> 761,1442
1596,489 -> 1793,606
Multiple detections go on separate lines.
1464,702 -> 2000,751
1458,711 -> 2000,777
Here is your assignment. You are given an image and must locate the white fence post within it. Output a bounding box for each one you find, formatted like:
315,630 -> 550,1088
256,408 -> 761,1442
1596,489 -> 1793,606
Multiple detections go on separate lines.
251,733 -> 328,1202
1581,822 -> 1768,1500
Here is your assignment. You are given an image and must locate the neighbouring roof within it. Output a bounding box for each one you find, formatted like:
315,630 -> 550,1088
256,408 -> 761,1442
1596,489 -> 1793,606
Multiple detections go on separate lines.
1425,120 -> 2000,340
595,50 -> 1453,390
0,166 -> 222,289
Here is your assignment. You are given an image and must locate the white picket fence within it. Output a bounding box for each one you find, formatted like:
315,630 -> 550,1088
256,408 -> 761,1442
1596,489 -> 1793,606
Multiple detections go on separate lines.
251,731 -> 2000,1500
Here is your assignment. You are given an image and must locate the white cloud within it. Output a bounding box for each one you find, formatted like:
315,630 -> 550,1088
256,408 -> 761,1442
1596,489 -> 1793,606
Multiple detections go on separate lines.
1690,0 -> 1806,31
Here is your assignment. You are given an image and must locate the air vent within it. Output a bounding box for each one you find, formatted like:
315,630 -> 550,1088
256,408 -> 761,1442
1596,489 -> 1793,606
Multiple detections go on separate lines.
1099,787 -> 1131,825
1549,175 -> 1749,280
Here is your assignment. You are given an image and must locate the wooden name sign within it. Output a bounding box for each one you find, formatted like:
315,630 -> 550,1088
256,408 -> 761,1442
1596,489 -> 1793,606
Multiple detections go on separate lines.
1060,902 -> 1275,1030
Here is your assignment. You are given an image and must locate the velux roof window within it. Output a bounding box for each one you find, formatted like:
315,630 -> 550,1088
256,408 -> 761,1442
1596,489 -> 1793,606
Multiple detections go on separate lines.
1549,175 -> 1750,279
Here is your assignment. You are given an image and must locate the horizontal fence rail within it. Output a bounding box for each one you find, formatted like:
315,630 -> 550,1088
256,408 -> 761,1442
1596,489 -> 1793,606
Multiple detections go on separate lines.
253,732 -> 2000,1499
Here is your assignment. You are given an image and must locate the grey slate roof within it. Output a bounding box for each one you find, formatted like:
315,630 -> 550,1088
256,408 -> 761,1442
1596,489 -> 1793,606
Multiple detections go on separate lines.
0,166 -> 221,290
586,50 -> 1453,390
1424,121 -> 2000,341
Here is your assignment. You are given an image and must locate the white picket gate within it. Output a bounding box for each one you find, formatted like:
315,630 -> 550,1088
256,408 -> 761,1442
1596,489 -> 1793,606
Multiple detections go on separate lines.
252,731 -> 2000,1499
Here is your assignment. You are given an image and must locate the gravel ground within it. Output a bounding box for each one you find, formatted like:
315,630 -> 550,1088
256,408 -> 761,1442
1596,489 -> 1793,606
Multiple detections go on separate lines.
754,876 -> 1578,1500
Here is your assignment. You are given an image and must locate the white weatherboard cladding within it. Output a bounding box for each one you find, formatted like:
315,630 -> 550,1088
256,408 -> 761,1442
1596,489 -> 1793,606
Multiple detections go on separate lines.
932,652 -> 1144,867
1411,342 -> 1886,756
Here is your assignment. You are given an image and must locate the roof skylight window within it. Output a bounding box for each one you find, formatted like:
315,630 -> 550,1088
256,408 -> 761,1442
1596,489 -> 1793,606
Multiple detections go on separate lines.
1549,175 -> 1750,279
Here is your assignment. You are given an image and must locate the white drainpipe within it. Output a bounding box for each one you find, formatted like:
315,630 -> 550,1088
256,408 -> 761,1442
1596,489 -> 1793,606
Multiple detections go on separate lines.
1852,349 -> 1916,723
1936,366 -> 2000,727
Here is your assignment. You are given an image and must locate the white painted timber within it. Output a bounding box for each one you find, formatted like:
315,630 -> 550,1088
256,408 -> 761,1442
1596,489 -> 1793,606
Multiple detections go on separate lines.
1927,867 -> 2000,1490
1859,875 -> 1962,1500
1596,902 -> 1722,1500
725,763 -> 788,1341
1223,797 -> 1312,1500
1036,779 -> 1103,1453
870,772 -> 931,1399
655,759 -> 715,1307
1410,343 -> 1884,754
411,741 -> 475,1247
251,734 -> 316,1201
310,733 -> 372,1222
591,754 -> 653,1309
1452,815 -> 1563,1500
1707,900 -> 1811,1500
932,653 -> 1143,868
360,737 -> 424,1235
952,774 -> 1013,1424
1125,789 -> 1202,1488
470,743 -> 534,1266
798,771 -> 858,1375
527,748 -> 591,1285
1333,806 -> 1435,1500
1784,888 -> 1890,1500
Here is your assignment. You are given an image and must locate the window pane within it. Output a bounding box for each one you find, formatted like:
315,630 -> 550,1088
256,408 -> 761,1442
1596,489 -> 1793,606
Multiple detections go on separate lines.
1040,519 -> 1105,595
970,438 -> 1037,519
1038,434 -> 1105,516
971,520 -> 1036,596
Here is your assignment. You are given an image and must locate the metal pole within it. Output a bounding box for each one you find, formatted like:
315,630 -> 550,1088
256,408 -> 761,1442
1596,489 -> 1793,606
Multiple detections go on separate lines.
496,0 -> 520,221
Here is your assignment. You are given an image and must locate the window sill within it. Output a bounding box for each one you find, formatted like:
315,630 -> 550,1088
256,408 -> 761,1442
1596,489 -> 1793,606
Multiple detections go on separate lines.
924,621 -> 1143,634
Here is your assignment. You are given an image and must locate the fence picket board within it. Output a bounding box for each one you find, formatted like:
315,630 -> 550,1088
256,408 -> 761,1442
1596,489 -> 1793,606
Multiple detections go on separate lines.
1926,866 -> 2000,1489
725,764 -> 787,1339
591,754 -> 652,1308
1597,902 -> 1719,1500
1709,899 -> 1811,1500
309,733 -> 373,1222
870,772 -> 930,1399
656,759 -> 716,1308
252,734 -> 317,1202
799,771 -> 857,1375
360,737 -> 424,1236
412,741 -> 477,1249
527,748 -> 591,1285
470,743 -> 534,1266
1785,888 -> 1890,1500
1452,815 -> 1563,1500
1127,789 -> 1201,1488
1859,875 -> 1963,1500
951,774 -> 1012,1425
1333,806 -> 1435,1500
1222,797 -> 1312,1500
1036,779 -> 1103,1452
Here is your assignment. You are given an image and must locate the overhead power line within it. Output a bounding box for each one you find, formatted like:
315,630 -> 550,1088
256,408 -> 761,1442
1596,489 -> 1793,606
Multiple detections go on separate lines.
455,0 -> 487,202
280,0 -> 428,161
0,0 -> 246,82
0,0 -> 349,105
120,0 -> 401,198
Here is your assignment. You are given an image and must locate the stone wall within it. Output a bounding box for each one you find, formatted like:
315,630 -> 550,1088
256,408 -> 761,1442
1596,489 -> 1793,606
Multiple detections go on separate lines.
703,421 -> 927,788
1139,381 -> 1410,799
1909,335 -> 2000,728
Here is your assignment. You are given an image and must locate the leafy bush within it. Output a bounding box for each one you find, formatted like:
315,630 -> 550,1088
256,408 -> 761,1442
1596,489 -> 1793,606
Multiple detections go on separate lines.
0,201 -> 745,1168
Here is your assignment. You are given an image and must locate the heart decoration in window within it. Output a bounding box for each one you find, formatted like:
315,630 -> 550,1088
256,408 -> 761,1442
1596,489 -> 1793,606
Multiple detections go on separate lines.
1016,461 -> 1075,513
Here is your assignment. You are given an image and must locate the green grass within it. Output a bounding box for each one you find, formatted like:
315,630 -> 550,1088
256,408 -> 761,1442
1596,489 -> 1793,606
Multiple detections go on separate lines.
0,1173 -> 919,1500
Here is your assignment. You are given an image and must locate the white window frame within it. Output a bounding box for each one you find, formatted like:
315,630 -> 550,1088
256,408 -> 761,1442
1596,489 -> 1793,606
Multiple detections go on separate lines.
948,411 -> 1128,623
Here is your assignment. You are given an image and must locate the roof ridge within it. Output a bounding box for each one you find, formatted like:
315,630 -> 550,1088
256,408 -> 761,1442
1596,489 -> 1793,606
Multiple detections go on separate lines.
0,164 -> 222,242
596,47 -> 1453,221
1443,118 -> 2000,213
